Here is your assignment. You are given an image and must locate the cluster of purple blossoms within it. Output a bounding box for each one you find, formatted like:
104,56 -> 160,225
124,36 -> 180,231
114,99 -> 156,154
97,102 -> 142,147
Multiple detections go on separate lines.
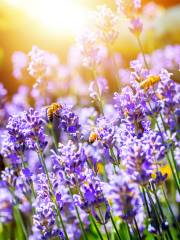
129,17 -> 143,36
89,116 -> 116,147
32,172 -> 64,240
0,1 -> 180,239
28,46 -> 47,79
11,51 -> 28,80
27,46 -> 61,91
121,134 -> 154,185
109,170 -> 143,223
51,140 -> 110,224
137,45 -> 180,74
93,5 -> 119,44
130,59 -> 149,84
77,29 -> 107,69
0,167 -> 33,223
32,203 -> 65,240
0,181 -> 13,223
115,0 -> 143,36
52,140 -> 87,180
114,86 -> 149,136
85,142 -> 103,175
1,108 -> 47,166
119,128 -> 166,186
56,105 -> 81,140
75,176 -> 110,224
1,114 -> 28,165
157,69 -> 180,131
89,77 -> 108,101
115,0 -> 141,18
0,83 -> 8,128
23,108 -> 48,152
0,83 -> 7,103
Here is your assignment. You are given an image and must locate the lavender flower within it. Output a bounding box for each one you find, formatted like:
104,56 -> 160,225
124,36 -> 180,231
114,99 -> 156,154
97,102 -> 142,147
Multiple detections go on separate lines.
137,45 -> 180,74
23,108 -> 48,152
157,69 -> 180,131
1,167 -> 18,188
151,171 -> 168,186
51,140 -> 87,187
0,83 -> 7,100
32,172 -> 65,239
1,167 -> 32,214
0,83 -> 8,128
90,117 -> 116,148
32,200 -> 64,240
93,5 -> 119,44
1,108 -> 47,167
60,186 -> 89,240
56,105 -> 81,139
121,133 -> 155,185
89,77 -> 108,101
75,175 -> 110,224
1,114 -> 27,165
0,181 -> 13,223
129,17 -> 143,36
11,51 -> 28,80
114,86 -> 149,136
28,46 -> 47,79
77,29 -> 106,69
115,0 -> 141,18
109,170 -> 143,223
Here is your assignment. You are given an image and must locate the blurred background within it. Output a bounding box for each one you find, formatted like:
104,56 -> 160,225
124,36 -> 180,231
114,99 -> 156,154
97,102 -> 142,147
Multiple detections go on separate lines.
0,0 -> 180,95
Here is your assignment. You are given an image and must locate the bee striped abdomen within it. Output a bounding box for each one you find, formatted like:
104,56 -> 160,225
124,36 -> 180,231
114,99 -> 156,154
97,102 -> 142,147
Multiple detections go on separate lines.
47,103 -> 62,122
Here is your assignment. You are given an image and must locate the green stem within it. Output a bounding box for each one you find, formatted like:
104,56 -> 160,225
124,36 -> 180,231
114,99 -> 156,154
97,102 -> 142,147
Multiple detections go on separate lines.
110,213 -> 122,240
98,208 -> 110,240
38,151 -> 69,240
161,186 -> 180,232
107,42 -> 120,91
68,186 -> 88,240
92,69 -> 104,115
126,223 -> 133,240
134,218 -> 142,240
90,216 -> 104,240
148,102 -> 180,193
49,123 -> 58,150
142,187 -> 151,219
136,36 -> 149,70
13,205 -> 28,239
151,184 -> 174,240
102,156 -> 108,181
145,187 -> 162,235
151,184 -> 165,219
170,148 -> 179,183
166,152 -> 180,194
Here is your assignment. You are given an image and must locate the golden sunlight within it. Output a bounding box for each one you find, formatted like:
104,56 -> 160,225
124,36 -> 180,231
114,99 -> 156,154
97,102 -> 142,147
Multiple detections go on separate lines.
6,0 -> 89,35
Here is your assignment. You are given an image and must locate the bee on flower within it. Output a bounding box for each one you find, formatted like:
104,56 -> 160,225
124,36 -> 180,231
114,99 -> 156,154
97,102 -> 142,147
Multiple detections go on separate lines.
46,103 -> 62,122
89,131 -> 99,143
140,75 -> 161,91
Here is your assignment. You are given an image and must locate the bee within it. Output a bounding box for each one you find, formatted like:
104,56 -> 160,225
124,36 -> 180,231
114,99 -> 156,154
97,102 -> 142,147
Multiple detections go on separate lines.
156,93 -> 164,100
46,103 -> 62,122
89,131 -> 99,143
140,75 -> 160,91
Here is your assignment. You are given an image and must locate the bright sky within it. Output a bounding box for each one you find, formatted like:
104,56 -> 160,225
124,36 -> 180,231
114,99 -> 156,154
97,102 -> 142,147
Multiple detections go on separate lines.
6,0 -> 89,35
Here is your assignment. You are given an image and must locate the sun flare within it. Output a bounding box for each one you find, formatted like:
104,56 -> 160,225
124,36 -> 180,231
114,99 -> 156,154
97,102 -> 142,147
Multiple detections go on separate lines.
6,0 -> 89,35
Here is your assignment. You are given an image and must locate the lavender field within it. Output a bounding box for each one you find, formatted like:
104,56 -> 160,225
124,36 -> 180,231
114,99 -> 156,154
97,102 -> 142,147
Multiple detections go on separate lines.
0,0 -> 180,239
